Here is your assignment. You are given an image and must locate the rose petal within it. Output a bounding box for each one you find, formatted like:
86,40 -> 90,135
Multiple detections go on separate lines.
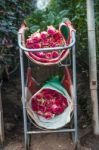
37,111 -> 43,116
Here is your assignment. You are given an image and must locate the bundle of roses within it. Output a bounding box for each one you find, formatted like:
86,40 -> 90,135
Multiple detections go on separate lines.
31,88 -> 68,120
26,25 -> 65,59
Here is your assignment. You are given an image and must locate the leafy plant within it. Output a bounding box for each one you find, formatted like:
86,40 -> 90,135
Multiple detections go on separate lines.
0,0 -> 33,72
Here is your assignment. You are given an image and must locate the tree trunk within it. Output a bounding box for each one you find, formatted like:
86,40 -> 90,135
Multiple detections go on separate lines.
86,0 -> 99,135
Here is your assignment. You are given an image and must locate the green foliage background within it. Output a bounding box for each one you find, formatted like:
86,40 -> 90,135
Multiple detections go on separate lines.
0,0 -> 33,68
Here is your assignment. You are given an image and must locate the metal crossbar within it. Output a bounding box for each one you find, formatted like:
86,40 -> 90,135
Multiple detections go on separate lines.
27,129 -> 75,134
18,32 -> 75,52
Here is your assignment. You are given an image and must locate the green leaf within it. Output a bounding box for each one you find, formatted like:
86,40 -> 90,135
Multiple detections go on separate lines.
76,3 -> 81,9
30,25 -> 40,33
59,10 -> 69,18
0,1 -> 5,9
0,27 -> 8,33
72,15 -> 79,21
47,11 -> 55,24
11,0 -> 17,4
40,21 -> 47,29
7,11 -> 15,16
1,21 -> 8,26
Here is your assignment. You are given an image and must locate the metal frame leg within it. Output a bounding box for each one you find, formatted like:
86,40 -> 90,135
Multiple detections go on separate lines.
72,44 -> 78,144
19,48 -> 29,150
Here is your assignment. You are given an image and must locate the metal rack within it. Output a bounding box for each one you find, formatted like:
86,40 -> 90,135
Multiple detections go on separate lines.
18,27 -> 78,150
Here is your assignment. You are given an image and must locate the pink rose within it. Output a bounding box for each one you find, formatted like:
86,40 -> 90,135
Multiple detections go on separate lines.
45,52 -> 52,59
45,99 -> 54,108
51,90 -> 58,97
26,43 -> 33,49
46,107 -> 52,112
43,93 -> 52,100
41,89 -> 51,95
38,105 -> 46,113
56,39 -> 64,45
51,104 -> 64,115
36,93 -> 42,100
41,31 -> 48,39
54,31 -> 62,41
52,51 -> 59,58
49,41 -> 56,47
26,38 -> 34,48
41,39 -> 49,47
35,52 -> 45,58
54,99 -> 61,106
31,99 -> 38,111
44,112 -> 54,119
62,98 -> 68,109
26,38 -> 33,44
32,32 -> 41,43
47,25 -> 56,35
33,43 -> 41,49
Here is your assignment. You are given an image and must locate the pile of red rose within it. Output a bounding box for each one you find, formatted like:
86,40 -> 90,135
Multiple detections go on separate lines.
26,25 -> 65,59
31,88 -> 68,120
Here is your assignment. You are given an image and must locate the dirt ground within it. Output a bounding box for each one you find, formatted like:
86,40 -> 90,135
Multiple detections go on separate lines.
1,77 -> 99,150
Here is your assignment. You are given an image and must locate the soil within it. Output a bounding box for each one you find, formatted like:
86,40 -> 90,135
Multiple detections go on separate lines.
1,74 -> 99,150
